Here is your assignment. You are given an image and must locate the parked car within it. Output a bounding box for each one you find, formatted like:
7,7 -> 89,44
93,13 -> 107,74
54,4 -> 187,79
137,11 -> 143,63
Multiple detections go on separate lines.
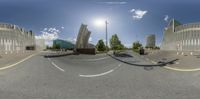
139,47 -> 145,55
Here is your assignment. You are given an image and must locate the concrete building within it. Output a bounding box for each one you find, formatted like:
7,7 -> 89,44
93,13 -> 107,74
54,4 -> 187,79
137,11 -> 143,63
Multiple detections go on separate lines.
161,19 -> 200,51
76,24 -> 91,49
35,38 -> 45,51
146,34 -> 156,48
0,23 -> 35,54
53,39 -> 74,49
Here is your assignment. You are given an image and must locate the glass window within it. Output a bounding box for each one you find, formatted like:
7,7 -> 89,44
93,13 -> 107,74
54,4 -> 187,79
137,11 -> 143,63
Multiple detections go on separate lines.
198,39 -> 200,45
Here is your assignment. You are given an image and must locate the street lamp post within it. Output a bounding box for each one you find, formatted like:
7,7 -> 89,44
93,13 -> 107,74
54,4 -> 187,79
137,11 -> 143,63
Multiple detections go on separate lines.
94,19 -> 109,52
105,20 -> 108,51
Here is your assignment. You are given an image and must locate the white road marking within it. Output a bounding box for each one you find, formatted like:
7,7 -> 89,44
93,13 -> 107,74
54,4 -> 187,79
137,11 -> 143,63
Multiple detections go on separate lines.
79,64 -> 121,78
51,62 -> 65,72
47,58 -> 65,72
82,57 -> 109,61
164,66 -> 200,72
0,53 -> 36,70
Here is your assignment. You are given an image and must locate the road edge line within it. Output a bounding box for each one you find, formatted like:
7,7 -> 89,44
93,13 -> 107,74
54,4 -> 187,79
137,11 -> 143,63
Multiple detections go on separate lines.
51,62 -> 65,72
0,53 -> 36,70
164,66 -> 200,72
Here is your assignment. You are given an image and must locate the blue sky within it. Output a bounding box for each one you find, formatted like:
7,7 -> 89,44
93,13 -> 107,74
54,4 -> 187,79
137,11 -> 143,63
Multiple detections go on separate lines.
0,0 -> 200,47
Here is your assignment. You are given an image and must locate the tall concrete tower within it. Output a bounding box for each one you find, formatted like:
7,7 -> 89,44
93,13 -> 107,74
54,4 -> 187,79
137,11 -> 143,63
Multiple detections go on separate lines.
161,19 -> 181,50
146,34 -> 156,48
75,24 -> 91,49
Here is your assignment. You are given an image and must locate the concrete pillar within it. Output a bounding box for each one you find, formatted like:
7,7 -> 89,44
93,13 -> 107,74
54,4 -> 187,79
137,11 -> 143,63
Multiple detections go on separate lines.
4,39 -> 7,54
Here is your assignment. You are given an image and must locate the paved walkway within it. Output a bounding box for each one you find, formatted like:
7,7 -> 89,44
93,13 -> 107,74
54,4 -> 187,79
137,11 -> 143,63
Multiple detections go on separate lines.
0,51 -> 37,68
107,51 -> 156,66
166,54 -> 200,69
107,50 -> 200,70
143,50 -> 200,70
43,50 -> 74,58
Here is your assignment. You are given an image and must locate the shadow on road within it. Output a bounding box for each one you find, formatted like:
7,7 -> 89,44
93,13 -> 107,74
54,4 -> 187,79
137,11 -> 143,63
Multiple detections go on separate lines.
107,53 -> 179,68
114,53 -> 133,58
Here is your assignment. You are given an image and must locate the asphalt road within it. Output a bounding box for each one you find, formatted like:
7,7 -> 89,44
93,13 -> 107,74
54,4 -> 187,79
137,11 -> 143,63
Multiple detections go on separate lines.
0,52 -> 200,99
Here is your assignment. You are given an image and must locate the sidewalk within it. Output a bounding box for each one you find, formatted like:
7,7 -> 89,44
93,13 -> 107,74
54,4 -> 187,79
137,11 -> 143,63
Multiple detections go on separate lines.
107,50 -> 183,67
107,51 -> 160,66
142,51 -> 178,64
166,54 -> 200,69
0,51 -> 36,68
43,50 -> 74,58
143,50 -> 200,70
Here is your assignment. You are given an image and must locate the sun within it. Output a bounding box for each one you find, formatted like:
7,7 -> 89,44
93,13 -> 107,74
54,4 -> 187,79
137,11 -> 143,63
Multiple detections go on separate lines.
94,19 -> 105,27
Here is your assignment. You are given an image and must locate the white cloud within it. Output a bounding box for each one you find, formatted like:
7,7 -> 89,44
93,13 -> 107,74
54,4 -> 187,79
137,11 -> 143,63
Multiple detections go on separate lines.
164,15 -> 169,22
48,28 -> 60,33
66,37 -> 92,44
130,9 -> 135,13
35,27 -> 61,46
99,1 -> 127,5
44,28 -> 47,31
67,37 -> 77,43
130,9 -> 147,20
61,26 -> 64,29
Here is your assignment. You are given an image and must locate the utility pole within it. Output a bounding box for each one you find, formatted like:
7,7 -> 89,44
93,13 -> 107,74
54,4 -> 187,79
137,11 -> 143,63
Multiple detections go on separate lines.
105,20 -> 108,51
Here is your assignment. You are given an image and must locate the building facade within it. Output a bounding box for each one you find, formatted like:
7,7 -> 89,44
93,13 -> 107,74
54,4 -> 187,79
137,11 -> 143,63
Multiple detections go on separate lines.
161,19 -> 200,51
146,34 -> 155,48
35,38 -> 46,51
53,39 -> 74,49
0,23 -> 35,54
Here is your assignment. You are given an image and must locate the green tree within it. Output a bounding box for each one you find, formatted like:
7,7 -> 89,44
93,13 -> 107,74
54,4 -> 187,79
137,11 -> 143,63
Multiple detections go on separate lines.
132,41 -> 142,51
110,34 -> 124,50
53,43 -> 60,49
116,44 -> 124,50
154,46 -> 160,50
96,39 -> 106,51
46,45 -> 49,49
